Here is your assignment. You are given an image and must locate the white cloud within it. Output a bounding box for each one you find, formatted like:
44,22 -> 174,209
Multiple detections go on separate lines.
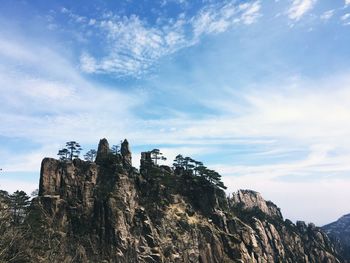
320,10 -> 334,20
80,52 -> 97,73
75,1 -> 261,76
341,13 -> 350,20
80,15 -> 188,77
239,1 -> 262,25
287,0 -> 317,21
341,13 -> 350,25
0,37 -> 141,160
346,0 -> 350,6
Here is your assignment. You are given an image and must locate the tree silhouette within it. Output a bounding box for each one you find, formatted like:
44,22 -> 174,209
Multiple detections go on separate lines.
57,141 -> 82,161
9,190 -> 30,225
183,157 -> 195,171
173,154 -> 184,169
193,160 -> 203,175
172,154 -> 227,190
84,149 -> 97,162
57,148 -> 69,161
66,141 -> 82,160
150,149 -> 166,165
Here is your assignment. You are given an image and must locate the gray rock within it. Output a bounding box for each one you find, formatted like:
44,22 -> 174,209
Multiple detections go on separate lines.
26,138 -> 342,263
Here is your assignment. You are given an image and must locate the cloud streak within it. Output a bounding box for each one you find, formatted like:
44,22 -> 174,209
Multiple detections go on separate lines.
76,1 -> 261,77
287,0 -> 317,21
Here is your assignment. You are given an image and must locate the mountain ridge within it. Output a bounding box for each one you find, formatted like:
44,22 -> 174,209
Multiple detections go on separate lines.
323,213 -> 350,262
2,138 -> 342,262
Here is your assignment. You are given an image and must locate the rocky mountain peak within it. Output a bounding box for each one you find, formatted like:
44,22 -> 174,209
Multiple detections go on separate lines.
323,213 -> 350,261
95,138 -> 110,164
22,138 -> 342,262
230,189 -> 283,219
120,138 -> 132,166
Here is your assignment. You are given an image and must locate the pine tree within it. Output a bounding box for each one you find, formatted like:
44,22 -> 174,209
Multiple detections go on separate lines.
173,154 -> 184,168
84,149 -> 97,162
150,149 -> 166,165
66,141 -> 82,160
57,148 -> 69,161
57,141 -> 82,161
9,190 -> 30,225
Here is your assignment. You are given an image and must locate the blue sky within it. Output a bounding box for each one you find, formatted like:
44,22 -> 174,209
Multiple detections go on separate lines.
1,0 -> 350,225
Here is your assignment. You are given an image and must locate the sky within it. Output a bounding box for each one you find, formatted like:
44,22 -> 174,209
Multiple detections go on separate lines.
1,0 -> 350,226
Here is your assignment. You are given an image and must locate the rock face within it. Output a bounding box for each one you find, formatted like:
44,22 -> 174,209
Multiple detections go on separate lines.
323,214 -> 350,262
120,139 -> 132,166
95,138 -> 110,164
26,138 -> 342,263
231,190 -> 282,219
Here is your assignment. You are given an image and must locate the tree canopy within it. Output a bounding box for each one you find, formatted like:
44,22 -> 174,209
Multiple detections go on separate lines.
57,141 -> 82,161
173,155 -> 227,190
150,149 -> 167,165
84,149 -> 97,162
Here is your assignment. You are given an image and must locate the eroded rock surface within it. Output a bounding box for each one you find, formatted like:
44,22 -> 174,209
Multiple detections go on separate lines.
26,139 -> 342,263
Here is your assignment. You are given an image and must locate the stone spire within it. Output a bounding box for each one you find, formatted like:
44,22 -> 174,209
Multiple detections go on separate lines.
95,138 -> 110,164
121,139 -> 132,166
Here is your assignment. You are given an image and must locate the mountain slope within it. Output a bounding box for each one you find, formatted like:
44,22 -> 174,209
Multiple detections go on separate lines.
23,138 -> 341,262
323,214 -> 350,261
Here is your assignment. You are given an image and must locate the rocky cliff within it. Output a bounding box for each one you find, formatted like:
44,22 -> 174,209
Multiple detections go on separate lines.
323,214 -> 350,262
25,138 -> 341,263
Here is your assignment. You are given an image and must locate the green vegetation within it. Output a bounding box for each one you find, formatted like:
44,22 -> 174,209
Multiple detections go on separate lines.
150,149 -> 167,164
0,190 -> 31,262
57,141 -> 82,161
0,190 -> 31,225
84,149 -> 97,162
173,155 -> 227,190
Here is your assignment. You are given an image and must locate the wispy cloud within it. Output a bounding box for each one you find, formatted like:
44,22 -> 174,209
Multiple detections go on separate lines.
0,36 -> 141,166
75,1 -> 261,77
287,0 -> 317,21
340,12 -> 350,25
320,10 -> 334,20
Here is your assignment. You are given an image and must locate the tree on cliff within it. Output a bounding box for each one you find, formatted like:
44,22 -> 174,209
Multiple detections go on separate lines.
193,160 -> 203,175
183,157 -> 195,171
84,149 -> 97,162
205,169 -> 227,189
9,190 -> 30,225
173,154 -> 184,168
150,149 -> 166,165
57,148 -> 69,161
0,190 -> 30,262
173,155 -> 227,190
58,141 -> 82,161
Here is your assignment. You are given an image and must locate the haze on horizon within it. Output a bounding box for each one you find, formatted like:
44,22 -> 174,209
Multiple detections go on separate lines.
1,0 -> 350,226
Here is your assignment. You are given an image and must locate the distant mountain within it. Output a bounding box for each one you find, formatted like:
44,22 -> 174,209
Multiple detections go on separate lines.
323,214 -> 350,261
0,138 -> 343,262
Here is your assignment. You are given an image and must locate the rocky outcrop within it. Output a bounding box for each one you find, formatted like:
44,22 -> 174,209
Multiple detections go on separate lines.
25,138 -> 342,263
120,139 -> 132,166
323,214 -> 350,262
231,190 -> 282,219
95,138 -> 110,164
